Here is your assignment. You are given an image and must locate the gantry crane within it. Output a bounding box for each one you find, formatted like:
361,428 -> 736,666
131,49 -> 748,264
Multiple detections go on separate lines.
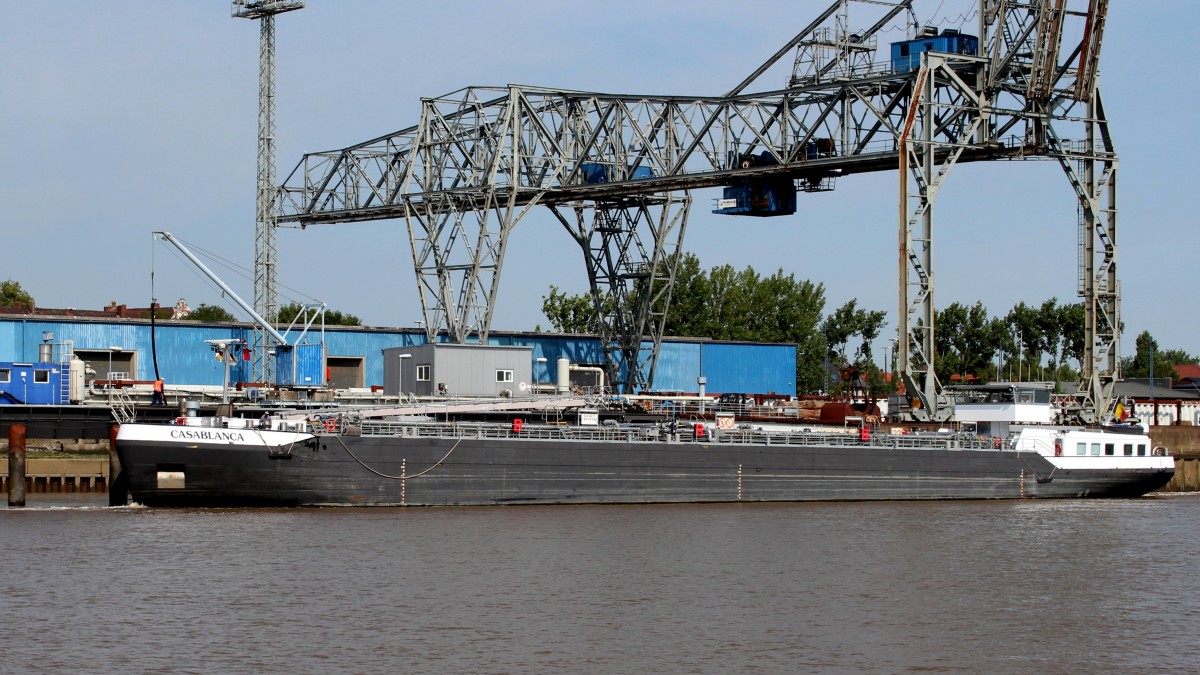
276,0 -> 1117,423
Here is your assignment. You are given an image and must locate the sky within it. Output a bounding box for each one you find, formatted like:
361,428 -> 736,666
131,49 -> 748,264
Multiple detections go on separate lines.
2,1 -> 1197,359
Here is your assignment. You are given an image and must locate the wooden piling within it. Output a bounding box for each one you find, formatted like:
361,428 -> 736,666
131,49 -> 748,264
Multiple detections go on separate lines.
8,423 -> 26,507
108,423 -> 127,507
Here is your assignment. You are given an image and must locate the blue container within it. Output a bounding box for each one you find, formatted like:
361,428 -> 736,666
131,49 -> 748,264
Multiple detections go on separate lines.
275,343 -> 326,387
890,31 -> 978,74
581,163 -> 655,184
712,179 -> 796,217
0,361 -> 70,405
581,162 -> 609,184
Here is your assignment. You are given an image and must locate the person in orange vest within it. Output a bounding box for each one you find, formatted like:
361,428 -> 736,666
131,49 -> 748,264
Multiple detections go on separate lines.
151,378 -> 165,406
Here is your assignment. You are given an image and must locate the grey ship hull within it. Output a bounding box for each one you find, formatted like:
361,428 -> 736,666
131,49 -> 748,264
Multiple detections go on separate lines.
115,432 -> 1174,507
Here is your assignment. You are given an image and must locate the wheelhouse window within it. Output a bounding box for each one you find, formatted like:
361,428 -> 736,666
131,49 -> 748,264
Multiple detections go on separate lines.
1091,443 -> 1101,456
34,369 -> 49,383
1076,442 -> 1087,456
1123,444 -> 1133,456
0,368 -> 9,383
496,369 -> 513,383
416,365 -> 430,382
1104,443 -> 1115,456
1137,444 -> 1147,456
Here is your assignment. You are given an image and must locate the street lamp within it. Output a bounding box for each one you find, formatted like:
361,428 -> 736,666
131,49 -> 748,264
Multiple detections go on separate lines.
106,346 -> 123,383
534,357 -> 547,395
398,353 -> 412,397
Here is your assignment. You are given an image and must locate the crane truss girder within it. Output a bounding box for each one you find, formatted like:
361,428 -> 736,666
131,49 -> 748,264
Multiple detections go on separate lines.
278,71 -> 1049,227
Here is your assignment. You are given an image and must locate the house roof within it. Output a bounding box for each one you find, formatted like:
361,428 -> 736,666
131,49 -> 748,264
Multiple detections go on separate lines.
1173,364 -> 1200,381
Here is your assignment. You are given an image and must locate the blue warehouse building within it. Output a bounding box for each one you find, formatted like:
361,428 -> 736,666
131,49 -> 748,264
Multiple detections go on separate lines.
0,314 -> 798,400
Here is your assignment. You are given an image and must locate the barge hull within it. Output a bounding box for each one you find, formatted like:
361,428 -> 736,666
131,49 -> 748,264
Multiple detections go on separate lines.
115,434 -> 1175,507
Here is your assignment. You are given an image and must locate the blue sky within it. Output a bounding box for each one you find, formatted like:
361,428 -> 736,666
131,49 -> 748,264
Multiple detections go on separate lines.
2,1 -> 1196,359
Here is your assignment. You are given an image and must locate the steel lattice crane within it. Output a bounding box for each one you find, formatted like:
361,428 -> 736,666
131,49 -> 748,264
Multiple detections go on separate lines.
276,0 -> 1117,423
232,0 -> 304,385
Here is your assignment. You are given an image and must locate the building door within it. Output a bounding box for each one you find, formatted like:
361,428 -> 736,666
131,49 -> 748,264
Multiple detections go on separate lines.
326,356 -> 364,390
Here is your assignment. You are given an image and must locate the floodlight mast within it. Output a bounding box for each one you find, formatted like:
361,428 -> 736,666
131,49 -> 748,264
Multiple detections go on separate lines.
231,0 -> 304,385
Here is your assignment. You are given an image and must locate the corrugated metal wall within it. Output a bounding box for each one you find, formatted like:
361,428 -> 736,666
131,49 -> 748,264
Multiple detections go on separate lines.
699,342 -> 797,396
0,318 -> 796,396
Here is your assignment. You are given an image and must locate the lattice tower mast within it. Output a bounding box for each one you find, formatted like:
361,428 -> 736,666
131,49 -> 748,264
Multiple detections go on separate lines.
232,0 -> 303,385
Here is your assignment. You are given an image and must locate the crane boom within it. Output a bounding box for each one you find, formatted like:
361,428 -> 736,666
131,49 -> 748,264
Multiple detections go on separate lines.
155,231 -> 289,346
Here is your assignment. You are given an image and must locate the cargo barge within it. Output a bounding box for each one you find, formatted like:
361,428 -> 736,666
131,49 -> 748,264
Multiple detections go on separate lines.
114,404 -> 1174,507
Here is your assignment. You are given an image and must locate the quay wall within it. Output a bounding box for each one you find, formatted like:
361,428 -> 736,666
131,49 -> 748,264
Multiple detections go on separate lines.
1151,425 -> 1200,493
1,456 -> 108,493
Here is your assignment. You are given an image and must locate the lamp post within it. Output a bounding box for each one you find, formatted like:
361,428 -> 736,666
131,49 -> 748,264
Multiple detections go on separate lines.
535,357 -> 547,395
106,346 -> 122,382
398,353 -> 412,397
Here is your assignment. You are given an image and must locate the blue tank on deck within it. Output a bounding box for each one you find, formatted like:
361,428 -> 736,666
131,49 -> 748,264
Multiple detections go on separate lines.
891,28 -> 978,74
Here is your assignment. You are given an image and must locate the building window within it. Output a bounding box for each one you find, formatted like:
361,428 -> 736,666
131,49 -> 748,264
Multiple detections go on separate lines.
0,368 -> 9,383
1076,442 -> 1086,456
496,369 -> 513,383
416,365 -> 430,382
34,369 -> 49,384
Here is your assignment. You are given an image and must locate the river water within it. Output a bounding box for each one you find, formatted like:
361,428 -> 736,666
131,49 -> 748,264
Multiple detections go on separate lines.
2,494 -> 1198,674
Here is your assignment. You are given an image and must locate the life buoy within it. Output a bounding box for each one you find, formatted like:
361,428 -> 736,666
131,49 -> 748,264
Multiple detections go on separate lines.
324,418 -> 338,432
1153,446 -> 1167,457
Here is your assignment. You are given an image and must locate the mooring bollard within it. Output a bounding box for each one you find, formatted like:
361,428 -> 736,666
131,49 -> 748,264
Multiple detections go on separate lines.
8,423 -> 26,507
108,423 -> 127,507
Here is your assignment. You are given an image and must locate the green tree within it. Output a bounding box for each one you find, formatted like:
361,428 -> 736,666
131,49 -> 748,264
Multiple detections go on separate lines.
1005,302 -> 1044,380
186,304 -> 237,322
542,253 -> 829,393
1121,331 -> 1196,380
935,301 -> 1001,383
821,299 -> 887,395
274,302 -> 361,326
0,279 -> 34,309
541,285 -> 605,333
1059,302 -> 1086,370
1035,298 -> 1065,377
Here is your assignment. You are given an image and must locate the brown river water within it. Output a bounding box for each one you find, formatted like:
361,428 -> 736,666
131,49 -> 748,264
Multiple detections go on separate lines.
2,494 -> 1199,673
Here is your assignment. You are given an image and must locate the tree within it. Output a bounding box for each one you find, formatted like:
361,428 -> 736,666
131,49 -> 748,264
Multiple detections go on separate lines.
0,279 -> 34,309
1121,331 -> 1195,380
186,304 -> 237,322
542,253 -> 829,393
1059,302 -> 1085,372
821,299 -> 887,395
274,302 -> 361,327
1005,302 -> 1044,380
541,285 -> 605,333
935,301 -> 1001,383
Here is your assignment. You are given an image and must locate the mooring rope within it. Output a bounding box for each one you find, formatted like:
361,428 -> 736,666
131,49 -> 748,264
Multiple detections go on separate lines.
332,434 -> 462,480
